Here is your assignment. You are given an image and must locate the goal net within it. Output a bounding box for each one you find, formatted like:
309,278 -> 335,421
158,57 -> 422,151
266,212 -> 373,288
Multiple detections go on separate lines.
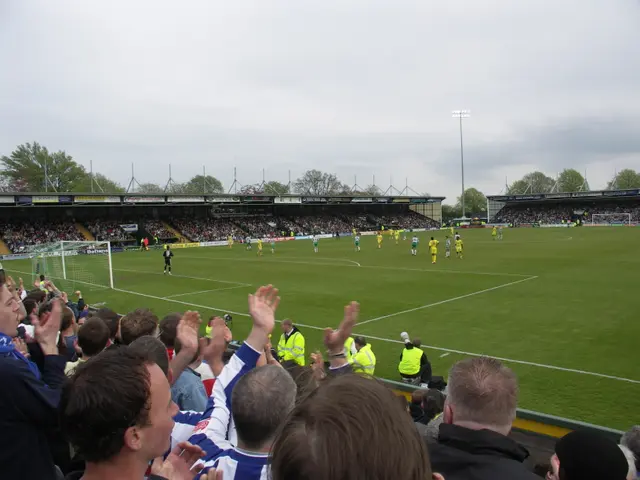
590,213 -> 632,226
31,241 -> 114,292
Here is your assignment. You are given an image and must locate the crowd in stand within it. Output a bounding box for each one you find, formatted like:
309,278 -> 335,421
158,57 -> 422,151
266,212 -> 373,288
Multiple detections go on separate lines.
172,218 -> 246,242
145,220 -> 176,239
0,265 -> 637,480
371,212 -> 441,229
234,216 -> 277,238
495,203 -> 640,225
289,215 -> 352,234
1,221 -> 86,253
86,220 -> 135,243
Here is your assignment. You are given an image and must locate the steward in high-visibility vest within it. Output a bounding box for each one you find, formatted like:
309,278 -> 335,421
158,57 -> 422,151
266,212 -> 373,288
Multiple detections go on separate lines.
344,337 -> 356,362
398,337 -> 431,384
277,319 -> 305,366
351,336 -> 376,375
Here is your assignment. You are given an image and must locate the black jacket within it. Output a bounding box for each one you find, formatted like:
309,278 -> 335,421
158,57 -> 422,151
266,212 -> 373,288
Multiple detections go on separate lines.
0,353 -> 67,480
429,424 -> 539,480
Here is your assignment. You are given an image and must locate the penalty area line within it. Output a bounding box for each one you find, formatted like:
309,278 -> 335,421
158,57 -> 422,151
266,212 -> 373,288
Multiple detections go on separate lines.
357,276 -> 539,326
113,268 -> 252,287
164,284 -> 249,299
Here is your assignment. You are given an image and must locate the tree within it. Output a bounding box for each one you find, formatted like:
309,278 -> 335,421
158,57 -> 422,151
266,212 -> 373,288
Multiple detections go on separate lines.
441,204 -> 462,220
72,173 -> 125,193
606,169 -> 640,190
263,181 -> 289,195
293,170 -> 344,196
507,171 -> 555,194
181,175 -> 224,195
455,187 -> 487,214
557,169 -> 588,193
506,180 -> 529,195
0,142 -> 87,192
355,184 -> 381,196
136,183 -> 164,194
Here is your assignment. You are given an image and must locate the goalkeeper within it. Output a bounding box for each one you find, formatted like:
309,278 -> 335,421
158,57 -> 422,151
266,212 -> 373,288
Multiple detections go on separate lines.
163,245 -> 174,275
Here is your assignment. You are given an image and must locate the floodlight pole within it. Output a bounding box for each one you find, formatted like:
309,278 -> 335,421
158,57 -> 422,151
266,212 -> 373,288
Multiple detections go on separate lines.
452,110 -> 470,217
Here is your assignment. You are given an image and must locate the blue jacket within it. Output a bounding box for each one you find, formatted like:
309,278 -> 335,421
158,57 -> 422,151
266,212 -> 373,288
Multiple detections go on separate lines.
0,350 -> 67,479
171,367 -> 208,412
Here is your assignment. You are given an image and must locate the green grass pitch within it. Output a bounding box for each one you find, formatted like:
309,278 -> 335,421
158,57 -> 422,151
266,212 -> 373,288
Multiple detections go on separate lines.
5,227 -> 639,430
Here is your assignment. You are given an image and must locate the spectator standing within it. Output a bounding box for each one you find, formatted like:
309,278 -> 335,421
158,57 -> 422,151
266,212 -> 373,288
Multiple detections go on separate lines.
118,308 -> 159,345
159,312 -> 180,360
429,356 -> 539,480
65,317 -> 111,375
277,319 -> 305,366
351,336 -> 376,375
0,285 -> 66,480
170,338 -> 208,412
93,307 -> 120,346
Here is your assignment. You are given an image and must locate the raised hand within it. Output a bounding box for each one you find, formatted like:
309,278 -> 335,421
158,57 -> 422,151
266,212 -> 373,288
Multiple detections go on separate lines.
34,299 -> 63,355
248,285 -> 280,334
324,301 -> 359,354
151,441 -> 204,480
176,310 -> 201,353
199,318 -> 227,376
13,337 -> 30,358
310,351 -> 326,381
200,470 -> 224,480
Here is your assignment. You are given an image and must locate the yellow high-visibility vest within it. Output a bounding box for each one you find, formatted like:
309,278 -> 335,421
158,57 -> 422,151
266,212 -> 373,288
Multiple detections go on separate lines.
344,337 -> 355,362
398,347 -> 423,376
277,330 -> 305,366
351,344 -> 376,375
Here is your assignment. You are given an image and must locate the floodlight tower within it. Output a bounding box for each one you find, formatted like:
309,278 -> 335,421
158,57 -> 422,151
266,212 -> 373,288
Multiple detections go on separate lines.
452,110 -> 470,218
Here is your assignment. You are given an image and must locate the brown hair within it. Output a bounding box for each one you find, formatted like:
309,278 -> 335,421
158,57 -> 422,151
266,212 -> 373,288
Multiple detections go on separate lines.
159,313 -> 180,348
447,356 -> 518,429
77,317 -> 110,357
270,374 -> 433,480
119,308 -> 158,345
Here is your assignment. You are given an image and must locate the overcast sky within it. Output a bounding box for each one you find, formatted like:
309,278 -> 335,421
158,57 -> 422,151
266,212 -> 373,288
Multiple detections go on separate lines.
1,0 -> 639,202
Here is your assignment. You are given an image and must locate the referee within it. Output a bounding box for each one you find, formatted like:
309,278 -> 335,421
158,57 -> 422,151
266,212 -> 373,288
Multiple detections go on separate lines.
163,245 -> 173,275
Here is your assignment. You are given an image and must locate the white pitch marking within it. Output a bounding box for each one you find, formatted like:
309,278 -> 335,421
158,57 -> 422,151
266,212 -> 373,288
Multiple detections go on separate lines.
164,285 -> 248,299
440,352 -> 451,358
106,285 -> 640,385
357,276 -> 539,326
114,268 -> 251,286
184,255 -> 362,269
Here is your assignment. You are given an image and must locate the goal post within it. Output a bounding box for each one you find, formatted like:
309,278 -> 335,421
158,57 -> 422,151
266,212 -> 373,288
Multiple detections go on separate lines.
590,213 -> 632,226
31,240 -> 114,292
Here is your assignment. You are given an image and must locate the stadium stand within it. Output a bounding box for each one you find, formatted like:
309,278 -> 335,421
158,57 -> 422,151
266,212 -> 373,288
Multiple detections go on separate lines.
1,220 -> 85,253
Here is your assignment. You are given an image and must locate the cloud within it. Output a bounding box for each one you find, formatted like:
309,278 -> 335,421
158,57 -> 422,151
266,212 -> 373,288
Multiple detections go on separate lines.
1,0 -> 639,202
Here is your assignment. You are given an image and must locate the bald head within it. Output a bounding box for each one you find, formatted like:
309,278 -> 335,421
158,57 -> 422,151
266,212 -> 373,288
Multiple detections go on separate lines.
281,319 -> 293,333
445,356 -> 518,434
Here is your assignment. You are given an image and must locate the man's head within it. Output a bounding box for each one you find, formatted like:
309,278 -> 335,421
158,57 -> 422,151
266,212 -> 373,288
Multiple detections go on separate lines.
444,356 -> 518,435
119,309 -> 159,345
60,348 -> 177,466
95,308 -> 120,341
547,430 -> 629,480
77,318 -> 110,359
0,283 -> 22,336
271,374 -> 441,480
128,336 -> 171,381
22,298 -> 38,318
60,306 -> 76,333
281,319 -> 293,334
158,313 -> 180,348
621,426 -> 640,473
39,274 -> 45,282
354,336 -> 367,351
232,364 -> 296,451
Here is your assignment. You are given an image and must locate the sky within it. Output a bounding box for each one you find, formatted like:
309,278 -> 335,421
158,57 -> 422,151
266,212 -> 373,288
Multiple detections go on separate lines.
1,0 -> 639,203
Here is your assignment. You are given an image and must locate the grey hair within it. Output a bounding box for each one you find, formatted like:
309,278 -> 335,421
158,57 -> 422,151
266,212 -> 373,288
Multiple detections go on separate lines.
232,364 -> 297,449
621,426 -> 640,473
446,356 -> 518,430
619,445 -> 637,480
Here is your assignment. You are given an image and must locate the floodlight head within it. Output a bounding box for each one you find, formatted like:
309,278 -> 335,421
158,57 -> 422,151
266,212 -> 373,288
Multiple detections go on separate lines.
452,110 -> 471,118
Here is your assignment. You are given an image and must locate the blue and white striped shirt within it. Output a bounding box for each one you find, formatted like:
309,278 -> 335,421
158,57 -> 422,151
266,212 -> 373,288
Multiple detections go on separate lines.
188,342 -> 268,480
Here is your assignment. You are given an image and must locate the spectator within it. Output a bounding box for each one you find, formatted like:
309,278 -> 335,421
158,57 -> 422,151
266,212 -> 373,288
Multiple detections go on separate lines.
271,373 -> 444,480
118,308 -> 159,345
93,307 -> 120,345
59,305 -> 79,363
65,317 -> 111,375
0,289 -> 66,480
159,312 -> 181,360
60,347 -> 205,480
619,445 -> 637,480
545,429 -> 628,480
429,356 -> 539,480
351,336 -> 376,375
620,425 -> 640,473
170,338 -> 208,412
188,285 -> 295,478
